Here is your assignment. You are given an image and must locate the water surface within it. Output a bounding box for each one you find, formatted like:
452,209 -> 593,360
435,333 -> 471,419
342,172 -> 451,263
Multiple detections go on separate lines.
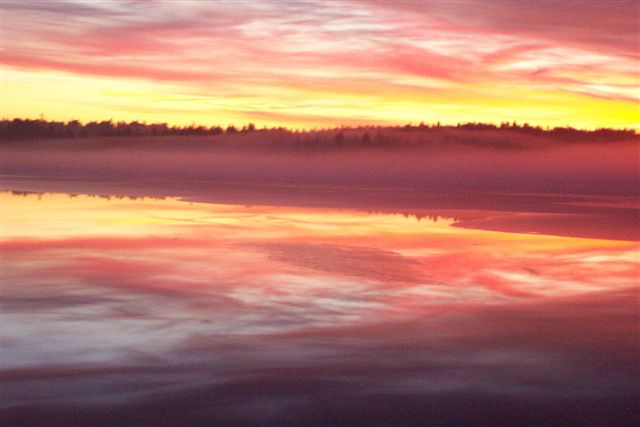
1,190 -> 638,426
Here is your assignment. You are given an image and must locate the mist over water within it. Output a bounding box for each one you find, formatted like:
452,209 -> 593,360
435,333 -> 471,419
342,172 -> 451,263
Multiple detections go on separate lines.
2,136 -> 639,195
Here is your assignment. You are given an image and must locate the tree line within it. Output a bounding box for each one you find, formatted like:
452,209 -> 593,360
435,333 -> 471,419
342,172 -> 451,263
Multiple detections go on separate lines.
0,119 -> 266,140
1,118 -> 636,147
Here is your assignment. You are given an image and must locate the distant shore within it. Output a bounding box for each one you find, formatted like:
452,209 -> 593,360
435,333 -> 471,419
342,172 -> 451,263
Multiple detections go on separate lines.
2,119 -> 637,146
2,130 -> 638,195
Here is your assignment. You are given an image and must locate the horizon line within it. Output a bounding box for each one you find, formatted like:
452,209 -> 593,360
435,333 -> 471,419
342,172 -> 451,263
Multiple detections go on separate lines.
3,117 -> 638,134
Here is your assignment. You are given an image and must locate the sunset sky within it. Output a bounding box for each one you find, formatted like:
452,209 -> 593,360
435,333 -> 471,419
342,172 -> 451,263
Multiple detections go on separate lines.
1,0 -> 638,129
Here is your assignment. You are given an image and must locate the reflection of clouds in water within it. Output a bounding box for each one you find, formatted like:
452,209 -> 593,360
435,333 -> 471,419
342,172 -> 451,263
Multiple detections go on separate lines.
2,192 -> 639,425
247,241 -> 425,283
4,235 -> 638,367
3,288 -> 638,425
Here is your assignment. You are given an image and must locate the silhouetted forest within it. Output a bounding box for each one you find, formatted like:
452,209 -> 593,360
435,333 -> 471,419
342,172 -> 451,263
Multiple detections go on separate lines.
1,118 -> 637,149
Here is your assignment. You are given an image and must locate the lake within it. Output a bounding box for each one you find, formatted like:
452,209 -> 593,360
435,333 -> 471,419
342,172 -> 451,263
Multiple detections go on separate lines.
1,185 -> 638,426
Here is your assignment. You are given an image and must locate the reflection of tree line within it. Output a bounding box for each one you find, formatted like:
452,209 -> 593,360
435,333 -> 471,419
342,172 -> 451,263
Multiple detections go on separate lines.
366,209 -> 462,223
6,191 -> 460,221
1,119 -> 636,148
6,190 -> 166,201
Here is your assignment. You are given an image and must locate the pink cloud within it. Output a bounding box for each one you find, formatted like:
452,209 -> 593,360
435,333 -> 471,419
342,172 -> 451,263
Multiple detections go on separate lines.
1,0 -> 637,124
358,0 -> 639,58
1,53 -> 221,83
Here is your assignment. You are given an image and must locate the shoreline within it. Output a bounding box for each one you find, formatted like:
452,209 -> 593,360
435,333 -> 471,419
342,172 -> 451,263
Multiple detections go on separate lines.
3,175 -> 638,242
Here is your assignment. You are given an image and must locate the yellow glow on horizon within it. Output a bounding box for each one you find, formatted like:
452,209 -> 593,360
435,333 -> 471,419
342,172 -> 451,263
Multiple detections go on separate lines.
2,66 -> 638,130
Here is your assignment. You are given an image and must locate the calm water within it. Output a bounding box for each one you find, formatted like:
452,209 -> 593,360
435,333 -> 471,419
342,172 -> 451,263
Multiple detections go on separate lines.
1,190 -> 638,426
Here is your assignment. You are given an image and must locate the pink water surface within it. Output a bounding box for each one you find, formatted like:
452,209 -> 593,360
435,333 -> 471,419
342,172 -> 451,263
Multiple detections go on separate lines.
1,190 -> 638,426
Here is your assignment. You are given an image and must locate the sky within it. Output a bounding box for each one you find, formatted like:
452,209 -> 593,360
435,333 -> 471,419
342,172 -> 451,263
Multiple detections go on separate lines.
1,0 -> 638,129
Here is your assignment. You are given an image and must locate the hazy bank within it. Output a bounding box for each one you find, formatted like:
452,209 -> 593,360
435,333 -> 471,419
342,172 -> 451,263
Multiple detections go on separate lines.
2,133 -> 638,196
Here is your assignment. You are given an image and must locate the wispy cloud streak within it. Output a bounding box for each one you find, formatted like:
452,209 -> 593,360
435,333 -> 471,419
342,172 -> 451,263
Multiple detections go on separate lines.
1,0 -> 638,127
